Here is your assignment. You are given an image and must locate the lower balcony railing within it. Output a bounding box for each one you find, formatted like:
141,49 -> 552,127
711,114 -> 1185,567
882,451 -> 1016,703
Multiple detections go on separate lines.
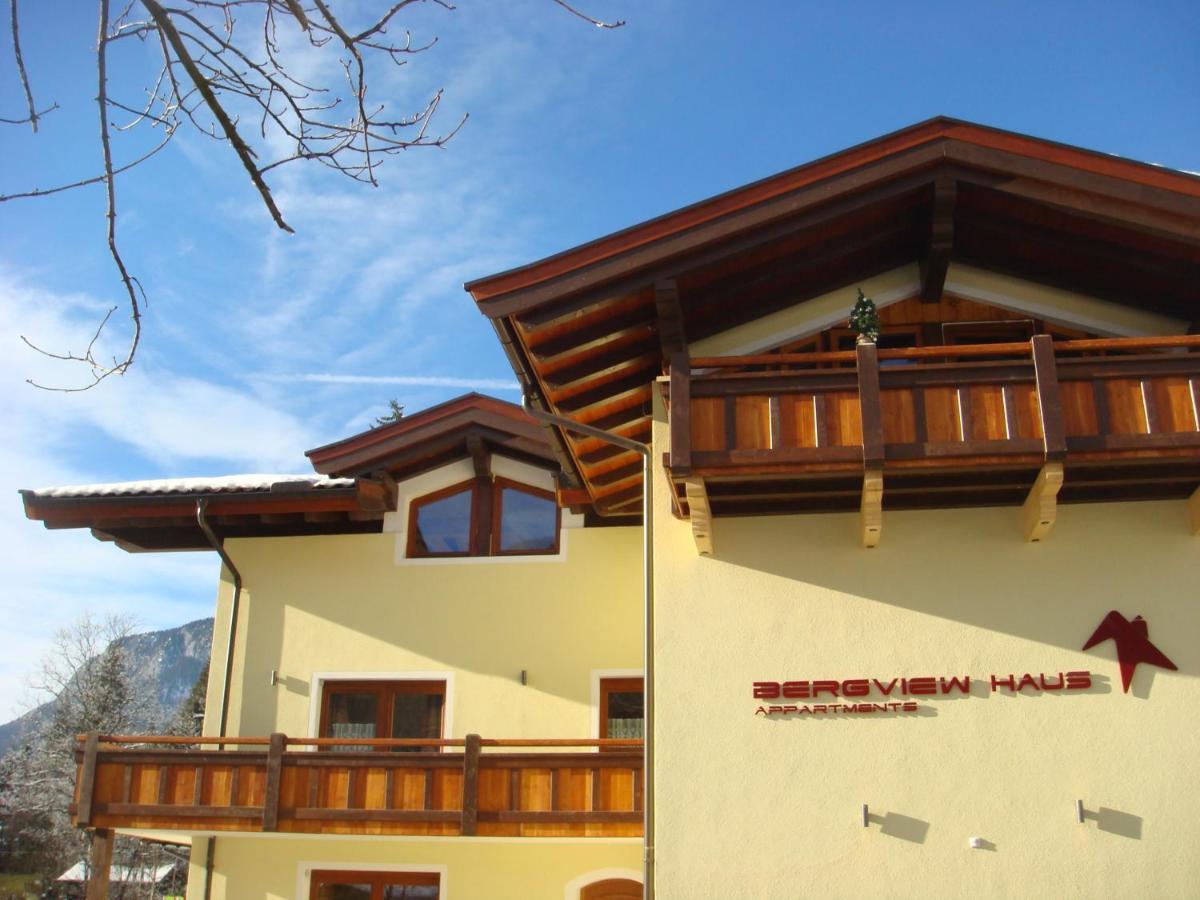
73,733 -> 643,838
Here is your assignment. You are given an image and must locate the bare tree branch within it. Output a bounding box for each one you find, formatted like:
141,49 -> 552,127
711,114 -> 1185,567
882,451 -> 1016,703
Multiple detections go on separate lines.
5,0 -> 56,130
4,0 -> 625,388
549,0 -> 624,29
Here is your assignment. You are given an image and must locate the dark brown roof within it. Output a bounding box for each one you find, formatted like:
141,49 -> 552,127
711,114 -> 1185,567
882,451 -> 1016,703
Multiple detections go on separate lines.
466,116 -> 1200,516
21,476 -> 376,552
305,392 -> 559,479
23,396 -> 561,552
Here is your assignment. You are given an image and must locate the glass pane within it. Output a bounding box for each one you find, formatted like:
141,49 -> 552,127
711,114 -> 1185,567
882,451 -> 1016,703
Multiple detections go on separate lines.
606,690 -> 644,739
498,487 -> 557,552
384,887 -> 439,900
327,692 -> 378,751
390,692 -> 444,752
413,488 -> 472,554
316,884 -> 371,900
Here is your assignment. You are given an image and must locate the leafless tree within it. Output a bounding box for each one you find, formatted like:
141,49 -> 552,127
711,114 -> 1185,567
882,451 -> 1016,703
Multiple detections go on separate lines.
2,0 -> 623,390
0,614 -> 145,882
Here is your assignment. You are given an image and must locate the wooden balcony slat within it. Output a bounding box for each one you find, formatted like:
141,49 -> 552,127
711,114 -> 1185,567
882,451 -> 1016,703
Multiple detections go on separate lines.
291,808 -> 460,822
673,336 -> 1200,517
74,735 -> 643,838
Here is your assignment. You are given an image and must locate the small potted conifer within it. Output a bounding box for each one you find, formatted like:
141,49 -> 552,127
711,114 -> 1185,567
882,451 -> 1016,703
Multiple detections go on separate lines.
849,288 -> 880,344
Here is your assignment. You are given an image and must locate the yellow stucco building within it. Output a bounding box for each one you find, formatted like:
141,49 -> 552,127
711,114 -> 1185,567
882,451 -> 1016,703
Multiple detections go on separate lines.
22,119 -> 1200,899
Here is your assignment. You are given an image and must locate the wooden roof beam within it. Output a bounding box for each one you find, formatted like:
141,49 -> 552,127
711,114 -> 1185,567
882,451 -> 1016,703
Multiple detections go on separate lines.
920,178 -> 956,302
466,436 -> 491,479
655,278 -> 687,359
355,474 -> 397,513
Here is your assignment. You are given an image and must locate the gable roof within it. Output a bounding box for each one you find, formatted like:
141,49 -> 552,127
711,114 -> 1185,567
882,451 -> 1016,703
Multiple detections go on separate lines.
306,392 -> 561,480
22,396 -> 560,552
465,117 -> 1200,516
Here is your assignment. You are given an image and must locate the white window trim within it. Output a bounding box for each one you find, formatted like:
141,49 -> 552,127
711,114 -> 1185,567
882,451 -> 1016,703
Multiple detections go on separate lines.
590,668 -> 644,741
563,868 -> 643,900
307,671 -> 456,751
298,861 -> 448,900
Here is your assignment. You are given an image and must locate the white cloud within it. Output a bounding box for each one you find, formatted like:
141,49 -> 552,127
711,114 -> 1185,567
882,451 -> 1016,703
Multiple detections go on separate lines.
263,372 -> 520,390
0,271 -> 322,720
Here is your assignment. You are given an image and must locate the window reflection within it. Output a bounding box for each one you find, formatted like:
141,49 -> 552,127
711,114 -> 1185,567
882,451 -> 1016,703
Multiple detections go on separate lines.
498,486 -> 558,553
411,487 -> 472,555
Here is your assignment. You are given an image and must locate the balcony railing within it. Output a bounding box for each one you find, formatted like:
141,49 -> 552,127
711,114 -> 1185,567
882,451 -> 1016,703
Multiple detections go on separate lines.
73,733 -> 643,838
666,336 -> 1200,545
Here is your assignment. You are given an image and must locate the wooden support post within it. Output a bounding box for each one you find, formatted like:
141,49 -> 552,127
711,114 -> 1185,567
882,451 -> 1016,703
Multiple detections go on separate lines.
261,732 -> 284,832
76,732 -> 99,827
85,829 -> 114,900
461,733 -> 481,836
1031,335 -> 1067,461
1188,486 -> 1200,535
1028,336 -> 1067,541
861,467 -> 883,549
684,477 -> 714,556
1023,462 -> 1064,542
857,342 -> 885,547
669,353 -> 691,473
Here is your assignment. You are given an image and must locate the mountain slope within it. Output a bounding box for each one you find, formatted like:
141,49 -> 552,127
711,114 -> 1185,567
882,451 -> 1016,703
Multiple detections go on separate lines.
0,618 -> 213,755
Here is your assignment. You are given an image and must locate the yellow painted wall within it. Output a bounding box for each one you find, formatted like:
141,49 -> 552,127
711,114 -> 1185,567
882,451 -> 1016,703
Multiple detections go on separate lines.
187,522 -> 642,898
203,526 -> 641,741
188,835 -> 640,900
651,414 -> 1199,898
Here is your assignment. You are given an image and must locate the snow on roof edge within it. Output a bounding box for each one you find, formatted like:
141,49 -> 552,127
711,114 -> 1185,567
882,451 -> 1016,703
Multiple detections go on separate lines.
27,474 -> 355,499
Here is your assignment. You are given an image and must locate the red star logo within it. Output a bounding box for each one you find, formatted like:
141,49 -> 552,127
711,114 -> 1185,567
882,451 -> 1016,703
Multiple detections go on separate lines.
1082,611 -> 1177,693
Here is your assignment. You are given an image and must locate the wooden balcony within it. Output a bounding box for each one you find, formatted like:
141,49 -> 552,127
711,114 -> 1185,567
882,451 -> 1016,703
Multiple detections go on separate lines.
666,336 -> 1200,548
73,733 -> 643,838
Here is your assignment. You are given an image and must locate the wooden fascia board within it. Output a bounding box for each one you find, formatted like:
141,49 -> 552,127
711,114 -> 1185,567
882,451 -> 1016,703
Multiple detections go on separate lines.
312,414 -> 551,476
306,395 -> 536,469
23,490 -> 362,529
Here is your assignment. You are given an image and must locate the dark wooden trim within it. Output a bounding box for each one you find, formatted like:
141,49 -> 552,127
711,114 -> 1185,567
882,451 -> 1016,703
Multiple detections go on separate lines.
261,733 -> 284,831
480,810 -> 642,824
472,475 -> 494,559
309,868 -> 441,900
461,734 -> 481,836
857,342 -> 884,467
921,177 -> 956,302
655,278 -> 687,357
76,732 -> 99,827
1031,335 -> 1067,461
598,677 -> 644,741
669,354 -> 691,473
318,680 -> 447,752
85,829 -> 114,900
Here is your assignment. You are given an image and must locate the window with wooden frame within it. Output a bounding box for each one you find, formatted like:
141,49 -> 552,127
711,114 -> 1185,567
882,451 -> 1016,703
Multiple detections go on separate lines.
319,680 -> 445,752
599,677 -> 644,740
407,477 -> 560,558
309,869 -> 440,900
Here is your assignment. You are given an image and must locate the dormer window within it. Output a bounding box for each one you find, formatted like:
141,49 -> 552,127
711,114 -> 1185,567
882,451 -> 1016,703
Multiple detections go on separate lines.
407,477 -> 560,558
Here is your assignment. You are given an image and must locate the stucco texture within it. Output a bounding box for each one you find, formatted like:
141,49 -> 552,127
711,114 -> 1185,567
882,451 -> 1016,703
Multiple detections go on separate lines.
651,414 -> 1199,899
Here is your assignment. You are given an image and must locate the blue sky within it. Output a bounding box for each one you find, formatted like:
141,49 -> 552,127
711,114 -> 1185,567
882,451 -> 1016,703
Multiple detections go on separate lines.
1,0 -> 1197,719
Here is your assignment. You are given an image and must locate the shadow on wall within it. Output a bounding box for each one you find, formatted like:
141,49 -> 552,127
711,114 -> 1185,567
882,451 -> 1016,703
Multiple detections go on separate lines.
1084,806 -> 1143,840
707,501 -> 1195,680
865,808 -> 930,844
